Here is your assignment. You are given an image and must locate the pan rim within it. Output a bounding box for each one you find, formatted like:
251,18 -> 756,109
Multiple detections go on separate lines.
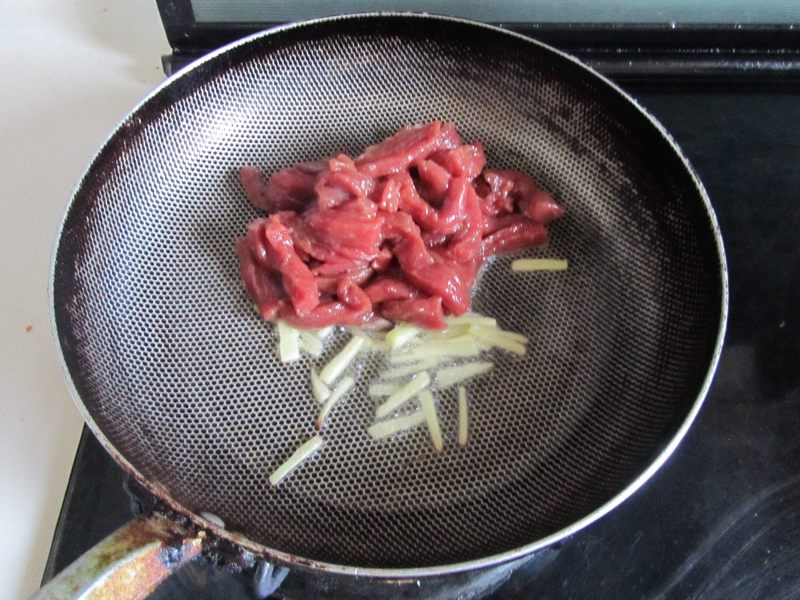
49,11 -> 729,578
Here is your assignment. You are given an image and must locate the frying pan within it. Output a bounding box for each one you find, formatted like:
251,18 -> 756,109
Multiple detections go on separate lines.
42,12 -> 726,598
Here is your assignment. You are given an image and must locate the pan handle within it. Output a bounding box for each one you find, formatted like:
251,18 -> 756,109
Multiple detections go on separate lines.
32,514 -> 203,600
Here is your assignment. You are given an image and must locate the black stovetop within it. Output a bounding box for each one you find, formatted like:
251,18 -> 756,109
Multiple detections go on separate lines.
42,77 -> 800,598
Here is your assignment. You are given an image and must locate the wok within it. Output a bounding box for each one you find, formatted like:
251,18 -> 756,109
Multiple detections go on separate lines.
41,13 -> 726,598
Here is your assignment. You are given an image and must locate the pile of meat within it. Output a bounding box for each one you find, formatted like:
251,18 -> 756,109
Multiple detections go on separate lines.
236,121 -> 564,330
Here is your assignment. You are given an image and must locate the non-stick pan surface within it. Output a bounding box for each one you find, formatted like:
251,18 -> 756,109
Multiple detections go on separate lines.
51,14 -> 726,575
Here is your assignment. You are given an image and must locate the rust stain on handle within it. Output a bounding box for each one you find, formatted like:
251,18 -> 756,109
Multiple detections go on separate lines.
34,515 -> 204,600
